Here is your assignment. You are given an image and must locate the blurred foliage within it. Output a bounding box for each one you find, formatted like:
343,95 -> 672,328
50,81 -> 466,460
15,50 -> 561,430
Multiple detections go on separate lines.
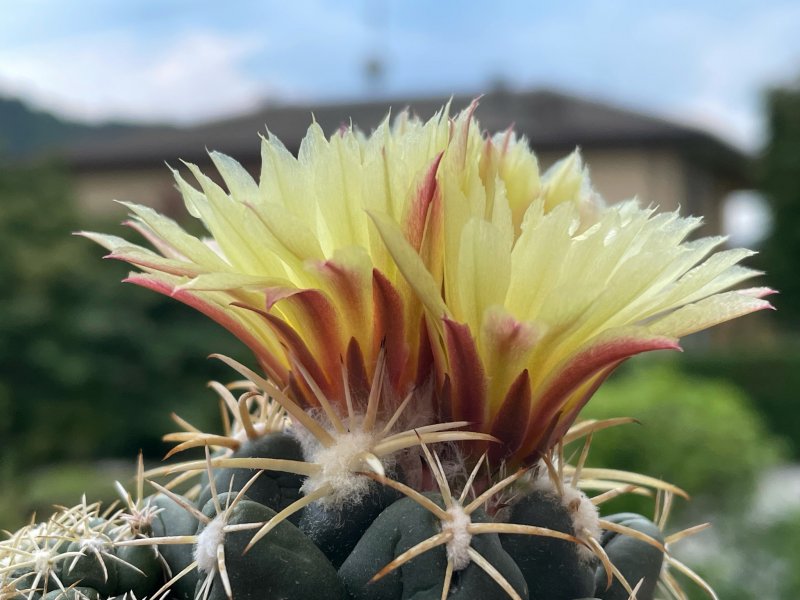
579,361 -> 785,516
0,461 -> 132,531
758,81 -> 800,326
578,361 -> 791,598
682,349 -> 800,458
0,161 -> 245,476
694,507 -> 800,600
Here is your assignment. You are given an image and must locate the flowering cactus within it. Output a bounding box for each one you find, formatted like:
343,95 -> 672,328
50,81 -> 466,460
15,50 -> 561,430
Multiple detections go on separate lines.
1,100 -> 771,600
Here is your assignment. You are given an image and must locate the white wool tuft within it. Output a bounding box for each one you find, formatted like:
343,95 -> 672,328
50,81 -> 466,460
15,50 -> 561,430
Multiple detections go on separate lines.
79,535 -> 108,553
442,505 -> 473,571
33,550 -> 52,573
302,429 -> 380,507
194,515 -> 225,574
560,485 -> 601,561
526,472 -> 601,562
529,471 -> 559,496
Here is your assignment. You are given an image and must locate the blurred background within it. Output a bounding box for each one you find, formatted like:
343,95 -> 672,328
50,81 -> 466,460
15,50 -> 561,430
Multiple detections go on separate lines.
0,1 -> 798,597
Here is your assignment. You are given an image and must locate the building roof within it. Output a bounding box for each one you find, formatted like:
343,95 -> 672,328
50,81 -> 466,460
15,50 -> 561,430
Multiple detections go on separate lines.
64,89 -> 748,178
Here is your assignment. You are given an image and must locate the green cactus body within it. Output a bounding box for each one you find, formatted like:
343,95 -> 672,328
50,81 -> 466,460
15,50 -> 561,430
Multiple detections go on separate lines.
197,432 -> 306,522
149,493 -> 201,600
60,540 -> 118,596
339,493 -> 528,600
299,478 -> 401,568
500,488 -> 596,600
195,492 -> 345,600
594,513 -> 665,600
41,587 -> 100,600
115,543 -> 162,599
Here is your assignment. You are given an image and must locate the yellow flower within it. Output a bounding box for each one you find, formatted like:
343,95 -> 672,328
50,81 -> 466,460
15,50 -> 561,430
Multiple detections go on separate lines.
84,101 -> 772,468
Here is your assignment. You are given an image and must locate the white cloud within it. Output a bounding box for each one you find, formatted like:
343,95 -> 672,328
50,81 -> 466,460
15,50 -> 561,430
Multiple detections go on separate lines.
647,4 -> 800,150
0,29 -> 271,124
1,0 -> 799,149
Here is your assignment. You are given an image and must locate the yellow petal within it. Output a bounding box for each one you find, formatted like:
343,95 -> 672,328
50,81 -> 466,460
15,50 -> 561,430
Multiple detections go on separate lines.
368,210 -> 448,322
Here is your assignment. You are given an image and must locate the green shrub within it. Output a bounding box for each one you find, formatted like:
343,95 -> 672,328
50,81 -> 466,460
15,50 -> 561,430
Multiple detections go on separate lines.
683,349 -> 800,458
695,507 -> 800,600
579,361 -> 785,515
0,162 -> 244,470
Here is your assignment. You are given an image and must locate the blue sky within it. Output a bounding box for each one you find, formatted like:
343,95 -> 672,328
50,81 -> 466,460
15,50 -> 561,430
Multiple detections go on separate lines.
1,0 -> 798,149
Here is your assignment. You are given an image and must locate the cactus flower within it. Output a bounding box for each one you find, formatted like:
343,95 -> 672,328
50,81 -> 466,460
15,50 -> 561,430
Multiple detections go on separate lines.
83,100 -> 773,470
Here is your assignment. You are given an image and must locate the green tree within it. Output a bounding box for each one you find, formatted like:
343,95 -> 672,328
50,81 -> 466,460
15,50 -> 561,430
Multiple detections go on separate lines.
0,161 -> 245,470
759,81 -> 800,325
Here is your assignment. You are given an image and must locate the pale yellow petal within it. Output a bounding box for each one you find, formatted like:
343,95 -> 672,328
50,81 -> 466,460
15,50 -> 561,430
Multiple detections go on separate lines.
210,151 -> 260,205
368,210 -> 448,321
647,289 -> 773,338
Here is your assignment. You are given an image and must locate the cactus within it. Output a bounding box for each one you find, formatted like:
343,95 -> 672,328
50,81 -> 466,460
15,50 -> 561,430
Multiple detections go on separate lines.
5,100 -> 772,599
0,417 -> 713,600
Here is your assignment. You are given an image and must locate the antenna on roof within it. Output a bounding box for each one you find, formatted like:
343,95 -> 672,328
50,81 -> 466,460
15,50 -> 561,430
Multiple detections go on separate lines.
362,0 -> 388,94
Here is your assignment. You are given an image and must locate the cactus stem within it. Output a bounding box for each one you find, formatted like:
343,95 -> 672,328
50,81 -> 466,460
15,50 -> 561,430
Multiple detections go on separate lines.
369,531 -> 451,582
465,547 -> 523,600
369,442 -> 544,599
586,534 -> 635,595
126,468 -> 265,600
146,480 -> 211,525
242,482 -> 334,552
598,520 -> 666,553
69,537 -> 111,581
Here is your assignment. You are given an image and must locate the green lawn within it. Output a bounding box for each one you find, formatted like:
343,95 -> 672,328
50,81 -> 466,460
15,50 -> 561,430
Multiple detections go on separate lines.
0,460 -> 137,531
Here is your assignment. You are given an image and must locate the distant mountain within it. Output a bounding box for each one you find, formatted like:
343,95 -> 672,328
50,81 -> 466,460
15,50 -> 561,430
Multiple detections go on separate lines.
0,96 -> 141,162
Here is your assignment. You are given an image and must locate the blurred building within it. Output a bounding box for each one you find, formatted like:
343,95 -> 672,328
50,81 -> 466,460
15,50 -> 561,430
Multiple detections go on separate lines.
64,89 -> 749,238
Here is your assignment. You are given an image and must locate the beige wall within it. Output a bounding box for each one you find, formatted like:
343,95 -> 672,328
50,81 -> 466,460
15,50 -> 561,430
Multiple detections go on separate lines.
73,167 -> 182,221
538,146 -> 737,239
537,147 -> 688,212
